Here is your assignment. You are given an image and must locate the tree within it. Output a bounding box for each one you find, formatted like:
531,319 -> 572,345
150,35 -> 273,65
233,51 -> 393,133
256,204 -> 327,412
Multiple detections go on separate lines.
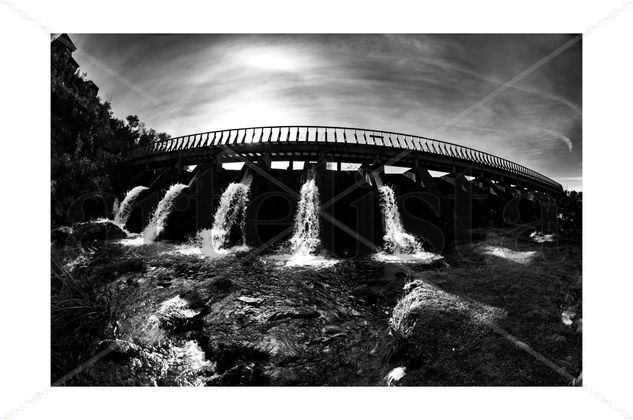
51,48 -> 169,226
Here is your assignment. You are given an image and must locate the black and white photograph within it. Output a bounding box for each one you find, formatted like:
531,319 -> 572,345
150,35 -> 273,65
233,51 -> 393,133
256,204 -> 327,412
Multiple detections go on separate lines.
1,0 -> 632,418
49,32 -> 582,387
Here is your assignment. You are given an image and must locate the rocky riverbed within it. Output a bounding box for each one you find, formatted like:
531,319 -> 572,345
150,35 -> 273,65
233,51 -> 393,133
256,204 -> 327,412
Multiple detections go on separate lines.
51,228 -> 582,386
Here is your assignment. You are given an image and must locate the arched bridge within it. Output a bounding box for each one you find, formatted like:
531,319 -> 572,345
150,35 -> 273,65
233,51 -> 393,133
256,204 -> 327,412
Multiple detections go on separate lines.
126,125 -> 563,195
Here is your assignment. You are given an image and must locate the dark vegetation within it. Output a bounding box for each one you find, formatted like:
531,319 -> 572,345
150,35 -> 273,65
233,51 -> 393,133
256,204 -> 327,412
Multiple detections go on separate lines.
51,38 -> 170,227
557,190 -> 582,242
50,35 -> 171,382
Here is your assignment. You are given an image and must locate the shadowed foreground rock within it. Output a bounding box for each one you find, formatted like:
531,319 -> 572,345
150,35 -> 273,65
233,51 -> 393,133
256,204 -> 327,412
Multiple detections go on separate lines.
51,229 -> 581,386
52,220 -> 127,246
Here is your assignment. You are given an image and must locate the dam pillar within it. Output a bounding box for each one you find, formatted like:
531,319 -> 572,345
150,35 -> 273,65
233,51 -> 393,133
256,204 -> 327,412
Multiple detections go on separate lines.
453,170 -> 473,245
364,161 -> 384,184
413,162 -> 441,196
261,153 -> 272,171
314,156 -> 327,180
189,163 -> 216,231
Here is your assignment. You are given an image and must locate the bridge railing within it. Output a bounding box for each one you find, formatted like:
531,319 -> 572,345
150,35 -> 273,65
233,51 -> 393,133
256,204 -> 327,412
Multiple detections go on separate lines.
127,125 -> 562,190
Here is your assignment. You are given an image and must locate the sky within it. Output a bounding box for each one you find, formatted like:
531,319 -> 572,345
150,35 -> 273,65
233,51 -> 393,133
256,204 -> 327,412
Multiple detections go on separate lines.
71,34 -> 582,190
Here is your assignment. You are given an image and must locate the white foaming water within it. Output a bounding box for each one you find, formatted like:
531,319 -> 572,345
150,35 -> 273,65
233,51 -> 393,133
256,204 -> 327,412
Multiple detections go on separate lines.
378,185 -> 422,254
199,175 -> 252,258
112,198 -> 120,218
374,185 -> 439,263
273,171 -> 338,268
142,184 -> 188,243
118,236 -> 146,247
114,186 -> 148,228
286,174 -> 321,265
289,176 -> 321,256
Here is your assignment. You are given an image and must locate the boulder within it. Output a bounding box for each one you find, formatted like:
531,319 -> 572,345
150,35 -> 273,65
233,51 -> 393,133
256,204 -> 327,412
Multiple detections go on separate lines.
98,339 -> 141,363
268,308 -> 320,322
71,220 -> 128,243
321,325 -> 346,336
238,296 -> 264,306
51,226 -> 74,247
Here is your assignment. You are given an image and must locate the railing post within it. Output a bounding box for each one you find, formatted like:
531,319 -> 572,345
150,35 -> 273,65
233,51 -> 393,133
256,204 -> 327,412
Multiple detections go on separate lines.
123,125 -> 560,192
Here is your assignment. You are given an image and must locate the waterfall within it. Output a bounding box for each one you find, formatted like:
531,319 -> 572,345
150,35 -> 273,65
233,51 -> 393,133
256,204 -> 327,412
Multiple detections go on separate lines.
114,186 -> 148,228
199,174 -> 252,257
288,171 -> 321,257
378,185 -> 423,254
268,168 -> 337,267
112,198 -> 120,219
143,184 -> 188,243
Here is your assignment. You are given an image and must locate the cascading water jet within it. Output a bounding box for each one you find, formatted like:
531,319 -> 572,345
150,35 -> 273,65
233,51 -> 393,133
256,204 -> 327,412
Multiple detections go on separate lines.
373,175 -> 440,263
142,183 -> 188,243
199,173 -> 252,257
288,168 -> 321,258
377,185 -> 423,254
114,186 -> 148,228
271,167 -> 338,268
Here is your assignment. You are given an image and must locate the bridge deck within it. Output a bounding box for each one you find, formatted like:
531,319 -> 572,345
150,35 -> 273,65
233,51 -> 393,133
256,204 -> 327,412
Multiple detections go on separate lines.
125,125 -> 563,194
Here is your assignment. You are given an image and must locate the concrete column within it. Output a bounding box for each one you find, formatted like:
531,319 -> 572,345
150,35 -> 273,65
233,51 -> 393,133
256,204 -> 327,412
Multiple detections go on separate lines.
454,171 -> 472,244
190,163 -> 216,231
261,153 -> 272,171
176,157 -> 182,176
413,163 -> 441,196
365,162 -> 384,186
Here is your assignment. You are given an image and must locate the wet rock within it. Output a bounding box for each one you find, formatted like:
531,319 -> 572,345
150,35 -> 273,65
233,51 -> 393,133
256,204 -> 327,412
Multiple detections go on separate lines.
350,309 -> 361,317
548,334 -> 567,344
384,366 -> 406,386
51,226 -> 74,247
88,258 -> 146,285
71,220 -> 128,242
321,325 -> 346,336
189,276 -> 234,301
203,276 -> 234,291
156,296 -> 202,333
352,285 -> 385,305
238,296 -> 263,306
266,366 -> 300,384
403,279 -> 425,292
561,307 -> 577,326
323,332 -> 347,343
208,363 -> 269,386
209,342 -> 269,374
256,335 -> 304,359
268,308 -> 320,322
98,339 -> 141,363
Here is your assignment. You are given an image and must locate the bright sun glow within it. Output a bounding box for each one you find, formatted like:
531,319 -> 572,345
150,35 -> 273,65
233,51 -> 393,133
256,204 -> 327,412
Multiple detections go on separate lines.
244,48 -> 302,72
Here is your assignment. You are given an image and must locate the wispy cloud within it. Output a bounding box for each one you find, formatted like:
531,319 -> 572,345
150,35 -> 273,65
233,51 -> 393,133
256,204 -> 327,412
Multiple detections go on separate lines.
71,34 -> 581,190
